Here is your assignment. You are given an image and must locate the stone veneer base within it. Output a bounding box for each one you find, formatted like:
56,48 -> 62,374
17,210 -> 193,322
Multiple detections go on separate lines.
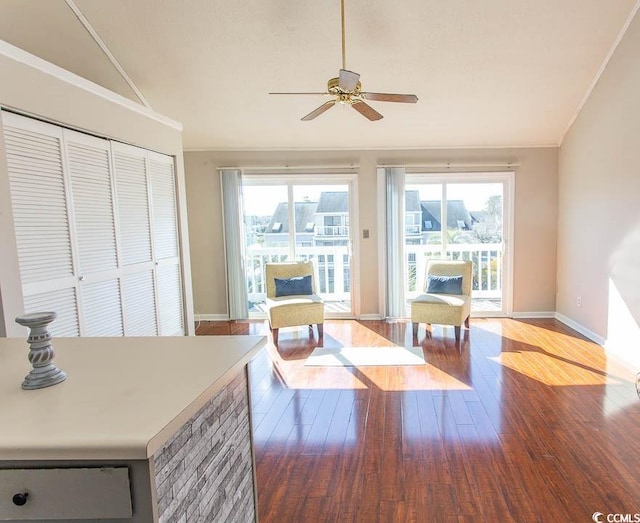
153,370 -> 255,522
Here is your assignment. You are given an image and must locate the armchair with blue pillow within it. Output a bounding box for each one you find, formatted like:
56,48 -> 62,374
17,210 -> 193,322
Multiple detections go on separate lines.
411,260 -> 472,343
265,261 -> 324,345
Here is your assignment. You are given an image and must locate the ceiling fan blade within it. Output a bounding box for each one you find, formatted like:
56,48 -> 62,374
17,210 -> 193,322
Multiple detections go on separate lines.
339,69 -> 360,91
352,101 -> 383,121
269,92 -> 330,95
361,92 -> 418,103
301,100 -> 336,121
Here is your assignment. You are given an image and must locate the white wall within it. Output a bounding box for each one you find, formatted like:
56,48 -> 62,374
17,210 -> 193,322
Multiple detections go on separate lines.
0,41 -> 194,335
558,10 -> 640,368
184,147 -> 558,319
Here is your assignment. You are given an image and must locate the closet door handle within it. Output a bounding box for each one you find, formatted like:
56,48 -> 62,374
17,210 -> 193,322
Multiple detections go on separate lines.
12,492 -> 29,506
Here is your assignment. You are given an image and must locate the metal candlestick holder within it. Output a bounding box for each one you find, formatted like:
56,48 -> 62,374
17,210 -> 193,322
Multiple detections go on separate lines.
15,311 -> 67,390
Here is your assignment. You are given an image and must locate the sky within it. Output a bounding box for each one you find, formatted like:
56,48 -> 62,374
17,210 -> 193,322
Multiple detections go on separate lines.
242,184 -> 347,216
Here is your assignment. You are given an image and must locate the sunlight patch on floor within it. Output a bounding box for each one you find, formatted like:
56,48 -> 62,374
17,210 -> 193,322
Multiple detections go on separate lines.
490,352 -> 624,387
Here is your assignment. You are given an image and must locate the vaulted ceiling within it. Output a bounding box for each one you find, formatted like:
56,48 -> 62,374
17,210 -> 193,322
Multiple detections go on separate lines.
0,0 -> 637,150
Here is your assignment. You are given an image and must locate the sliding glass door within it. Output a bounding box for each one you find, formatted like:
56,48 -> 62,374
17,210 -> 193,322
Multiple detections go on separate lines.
242,176 -> 355,317
405,173 -> 513,316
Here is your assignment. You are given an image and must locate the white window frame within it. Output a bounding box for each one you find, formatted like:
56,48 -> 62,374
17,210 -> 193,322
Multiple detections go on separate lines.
409,171 -> 514,317
242,172 -> 360,318
378,169 -> 514,318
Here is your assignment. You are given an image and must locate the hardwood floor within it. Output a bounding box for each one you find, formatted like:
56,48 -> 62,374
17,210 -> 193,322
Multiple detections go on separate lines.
196,319 -> 640,522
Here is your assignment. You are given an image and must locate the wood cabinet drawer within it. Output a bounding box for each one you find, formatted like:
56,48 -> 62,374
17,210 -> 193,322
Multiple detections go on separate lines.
0,467 -> 132,520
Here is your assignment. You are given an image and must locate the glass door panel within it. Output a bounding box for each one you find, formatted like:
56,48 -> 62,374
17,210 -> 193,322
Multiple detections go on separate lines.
405,183 -> 443,296
404,177 -> 509,316
447,183 -> 504,313
292,185 -> 351,314
242,180 -> 353,317
243,184 -> 288,313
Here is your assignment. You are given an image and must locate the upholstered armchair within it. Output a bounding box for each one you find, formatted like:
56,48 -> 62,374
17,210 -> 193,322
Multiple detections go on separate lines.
411,260 -> 472,342
264,261 -> 324,345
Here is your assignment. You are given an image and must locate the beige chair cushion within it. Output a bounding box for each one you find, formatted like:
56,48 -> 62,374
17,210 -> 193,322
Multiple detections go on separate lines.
266,295 -> 324,329
411,295 -> 469,325
412,293 -> 467,306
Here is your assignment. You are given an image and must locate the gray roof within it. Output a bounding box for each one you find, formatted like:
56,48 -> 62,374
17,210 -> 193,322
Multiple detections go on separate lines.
405,190 -> 422,212
316,192 -> 348,213
266,201 -> 318,233
421,200 -> 473,231
421,205 -> 441,231
266,190 -> 422,218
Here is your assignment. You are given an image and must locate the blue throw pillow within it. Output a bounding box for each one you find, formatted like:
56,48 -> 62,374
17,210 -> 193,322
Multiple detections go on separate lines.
274,275 -> 313,297
426,275 -> 463,295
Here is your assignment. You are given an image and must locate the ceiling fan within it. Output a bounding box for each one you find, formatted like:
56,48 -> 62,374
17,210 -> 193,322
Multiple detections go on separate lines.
269,0 -> 418,121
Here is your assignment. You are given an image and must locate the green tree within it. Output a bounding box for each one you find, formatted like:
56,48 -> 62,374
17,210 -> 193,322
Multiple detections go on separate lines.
471,195 -> 502,243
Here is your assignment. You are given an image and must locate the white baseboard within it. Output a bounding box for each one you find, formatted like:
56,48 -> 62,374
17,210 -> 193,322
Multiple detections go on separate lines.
195,314 -> 229,322
358,314 -> 385,320
555,313 -> 606,346
511,311 -> 556,319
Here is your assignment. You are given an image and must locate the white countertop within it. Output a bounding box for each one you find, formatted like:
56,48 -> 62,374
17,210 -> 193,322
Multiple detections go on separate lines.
0,335 -> 265,461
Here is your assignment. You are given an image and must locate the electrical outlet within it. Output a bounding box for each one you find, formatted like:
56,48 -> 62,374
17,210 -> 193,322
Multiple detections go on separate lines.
362,229 -> 370,239
577,296 -> 582,308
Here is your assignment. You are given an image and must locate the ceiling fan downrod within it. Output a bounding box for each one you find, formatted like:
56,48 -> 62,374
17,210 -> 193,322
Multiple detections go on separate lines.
341,0 -> 347,70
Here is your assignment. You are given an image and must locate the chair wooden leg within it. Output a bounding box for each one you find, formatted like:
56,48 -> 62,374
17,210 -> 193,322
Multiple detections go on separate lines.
454,326 -> 461,341
464,316 -> 470,329
272,328 -> 279,345
317,323 -> 324,339
412,322 -> 418,337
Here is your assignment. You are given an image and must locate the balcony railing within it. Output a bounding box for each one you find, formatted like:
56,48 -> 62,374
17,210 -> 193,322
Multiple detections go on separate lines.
316,225 -> 349,236
245,246 -> 350,308
405,243 -> 503,299
245,242 -> 503,313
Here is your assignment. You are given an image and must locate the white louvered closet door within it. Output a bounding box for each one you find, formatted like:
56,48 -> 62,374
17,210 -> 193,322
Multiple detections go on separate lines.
2,112 -> 80,337
149,153 -> 184,335
4,112 -> 186,338
112,142 -> 158,336
64,129 -> 124,336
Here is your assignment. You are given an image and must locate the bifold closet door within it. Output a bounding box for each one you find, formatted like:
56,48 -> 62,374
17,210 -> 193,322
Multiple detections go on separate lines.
111,142 -> 158,336
3,111 -> 185,337
2,112 -> 80,337
149,153 -> 184,336
64,129 -> 124,336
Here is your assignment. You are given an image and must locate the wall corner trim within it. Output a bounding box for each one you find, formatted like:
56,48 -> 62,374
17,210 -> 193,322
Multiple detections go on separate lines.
559,1 -> 640,145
